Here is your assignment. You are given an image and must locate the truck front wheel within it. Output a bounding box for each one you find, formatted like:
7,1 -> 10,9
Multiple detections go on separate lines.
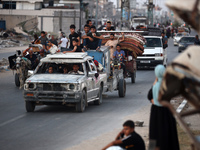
26,101 -> 35,112
118,79 -> 126,97
76,90 -> 86,112
94,86 -> 103,105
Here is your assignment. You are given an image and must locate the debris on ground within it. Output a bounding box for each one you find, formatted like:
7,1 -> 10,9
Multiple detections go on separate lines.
0,58 -> 9,72
0,39 -> 24,49
135,120 -> 144,127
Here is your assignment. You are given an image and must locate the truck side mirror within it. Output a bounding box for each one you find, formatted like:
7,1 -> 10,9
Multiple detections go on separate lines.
88,72 -> 95,77
28,70 -> 34,77
95,73 -> 99,79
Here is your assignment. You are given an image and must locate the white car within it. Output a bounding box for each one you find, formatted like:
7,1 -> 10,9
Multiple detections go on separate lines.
136,36 -> 167,68
173,32 -> 189,46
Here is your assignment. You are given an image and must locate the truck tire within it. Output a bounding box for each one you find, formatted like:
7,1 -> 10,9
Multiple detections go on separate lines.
76,90 -> 86,112
26,101 -> 35,112
131,72 -> 136,83
15,73 -> 20,87
94,86 -> 103,105
118,79 -> 126,97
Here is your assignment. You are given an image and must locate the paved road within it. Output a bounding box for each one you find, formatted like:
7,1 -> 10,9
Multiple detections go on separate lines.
0,31 -> 197,150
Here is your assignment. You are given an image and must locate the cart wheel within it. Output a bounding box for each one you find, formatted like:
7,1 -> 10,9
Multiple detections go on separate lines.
118,79 -> 126,97
131,72 -> 136,83
15,73 -> 20,87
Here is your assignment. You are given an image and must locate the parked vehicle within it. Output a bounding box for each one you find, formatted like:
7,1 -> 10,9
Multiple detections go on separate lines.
24,53 -> 107,112
178,36 -> 196,52
173,32 -> 190,46
137,36 -> 167,68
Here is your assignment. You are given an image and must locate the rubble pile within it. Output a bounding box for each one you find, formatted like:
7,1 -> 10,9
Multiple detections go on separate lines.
0,58 -> 9,71
0,39 -> 24,49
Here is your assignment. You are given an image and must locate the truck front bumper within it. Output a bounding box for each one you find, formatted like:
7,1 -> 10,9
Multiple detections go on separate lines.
136,59 -> 163,67
24,91 -> 82,103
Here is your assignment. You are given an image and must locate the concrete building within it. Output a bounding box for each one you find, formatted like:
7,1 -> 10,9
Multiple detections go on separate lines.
0,0 -> 85,36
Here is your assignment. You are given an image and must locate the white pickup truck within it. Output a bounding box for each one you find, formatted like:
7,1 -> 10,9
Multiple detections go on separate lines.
136,36 -> 167,68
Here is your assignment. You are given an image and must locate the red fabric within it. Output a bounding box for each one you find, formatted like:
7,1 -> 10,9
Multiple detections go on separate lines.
94,60 -> 99,67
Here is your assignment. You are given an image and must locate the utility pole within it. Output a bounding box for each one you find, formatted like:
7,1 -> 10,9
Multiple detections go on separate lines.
121,0 -> 123,30
79,0 -> 82,30
128,0 -> 130,30
95,0 -> 98,27
148,0 -> 154,26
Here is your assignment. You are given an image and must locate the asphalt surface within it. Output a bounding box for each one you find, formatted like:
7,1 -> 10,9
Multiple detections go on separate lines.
0,30 -> 197,150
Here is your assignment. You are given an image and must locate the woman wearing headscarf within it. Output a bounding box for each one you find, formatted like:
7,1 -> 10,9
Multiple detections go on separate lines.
148,65 -> 180,150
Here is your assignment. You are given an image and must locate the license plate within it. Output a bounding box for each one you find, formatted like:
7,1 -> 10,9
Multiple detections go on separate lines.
140,61 -> 151,63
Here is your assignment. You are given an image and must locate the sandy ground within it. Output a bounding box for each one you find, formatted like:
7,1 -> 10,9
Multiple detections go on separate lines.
64,104 -> 151,150
64,97 -> 200,150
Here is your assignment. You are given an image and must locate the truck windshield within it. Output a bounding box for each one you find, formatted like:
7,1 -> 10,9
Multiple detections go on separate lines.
36,62 -> 84,75
180,37 -> 195,43
145,38 -> 162,47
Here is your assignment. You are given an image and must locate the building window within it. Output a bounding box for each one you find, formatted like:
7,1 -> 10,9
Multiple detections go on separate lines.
3,1 -> 16,9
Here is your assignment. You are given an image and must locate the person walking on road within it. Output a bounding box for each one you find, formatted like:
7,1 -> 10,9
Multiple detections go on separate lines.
194,35 -> 200,45
147,65 -> 180,150
161,33 -> 168,49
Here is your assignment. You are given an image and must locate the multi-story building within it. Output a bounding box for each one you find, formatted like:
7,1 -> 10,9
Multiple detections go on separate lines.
0,0 -> 85,36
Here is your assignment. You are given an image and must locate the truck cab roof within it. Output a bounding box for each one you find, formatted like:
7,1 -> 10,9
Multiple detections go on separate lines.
41,53 -> 93,63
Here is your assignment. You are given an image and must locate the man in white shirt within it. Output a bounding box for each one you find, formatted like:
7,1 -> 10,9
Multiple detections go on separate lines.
47,40 -> 59,54
59,34 -> 69,52
105,33 -> 124,59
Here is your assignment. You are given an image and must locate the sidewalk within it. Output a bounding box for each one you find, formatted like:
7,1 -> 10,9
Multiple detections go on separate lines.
64,104 -> 151,150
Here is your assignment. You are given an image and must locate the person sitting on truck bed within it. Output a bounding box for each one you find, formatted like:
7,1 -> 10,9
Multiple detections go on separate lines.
113,44 -> 126,76
105,33 -> 125,59
63,39 -> 82,53
63,66 -> 68,74
104,21 -> 115,31
47,40 -> 60,54
82,26 -> 104,51
35,31 -> 48,50
23,48 -> 38,70
68,64 -> 84,75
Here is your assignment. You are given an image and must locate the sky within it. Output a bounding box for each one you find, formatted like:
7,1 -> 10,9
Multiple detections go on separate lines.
109,0 -> 168,11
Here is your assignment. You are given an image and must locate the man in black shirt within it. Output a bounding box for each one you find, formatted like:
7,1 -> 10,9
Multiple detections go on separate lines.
25,49 -> 38,70
69,24 -> 80,50
63,39 -> 82,53
86,20 -> 93,28
104,21 -> 115,31
82,25 -> 104,51
102,120 -> 145,150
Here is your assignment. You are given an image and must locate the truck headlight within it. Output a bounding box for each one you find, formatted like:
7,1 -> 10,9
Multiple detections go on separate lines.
27,83 -> 37,90
179,44 -> 184,47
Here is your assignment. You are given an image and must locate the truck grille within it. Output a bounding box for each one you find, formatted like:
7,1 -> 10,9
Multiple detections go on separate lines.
38,83 -> 66,91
